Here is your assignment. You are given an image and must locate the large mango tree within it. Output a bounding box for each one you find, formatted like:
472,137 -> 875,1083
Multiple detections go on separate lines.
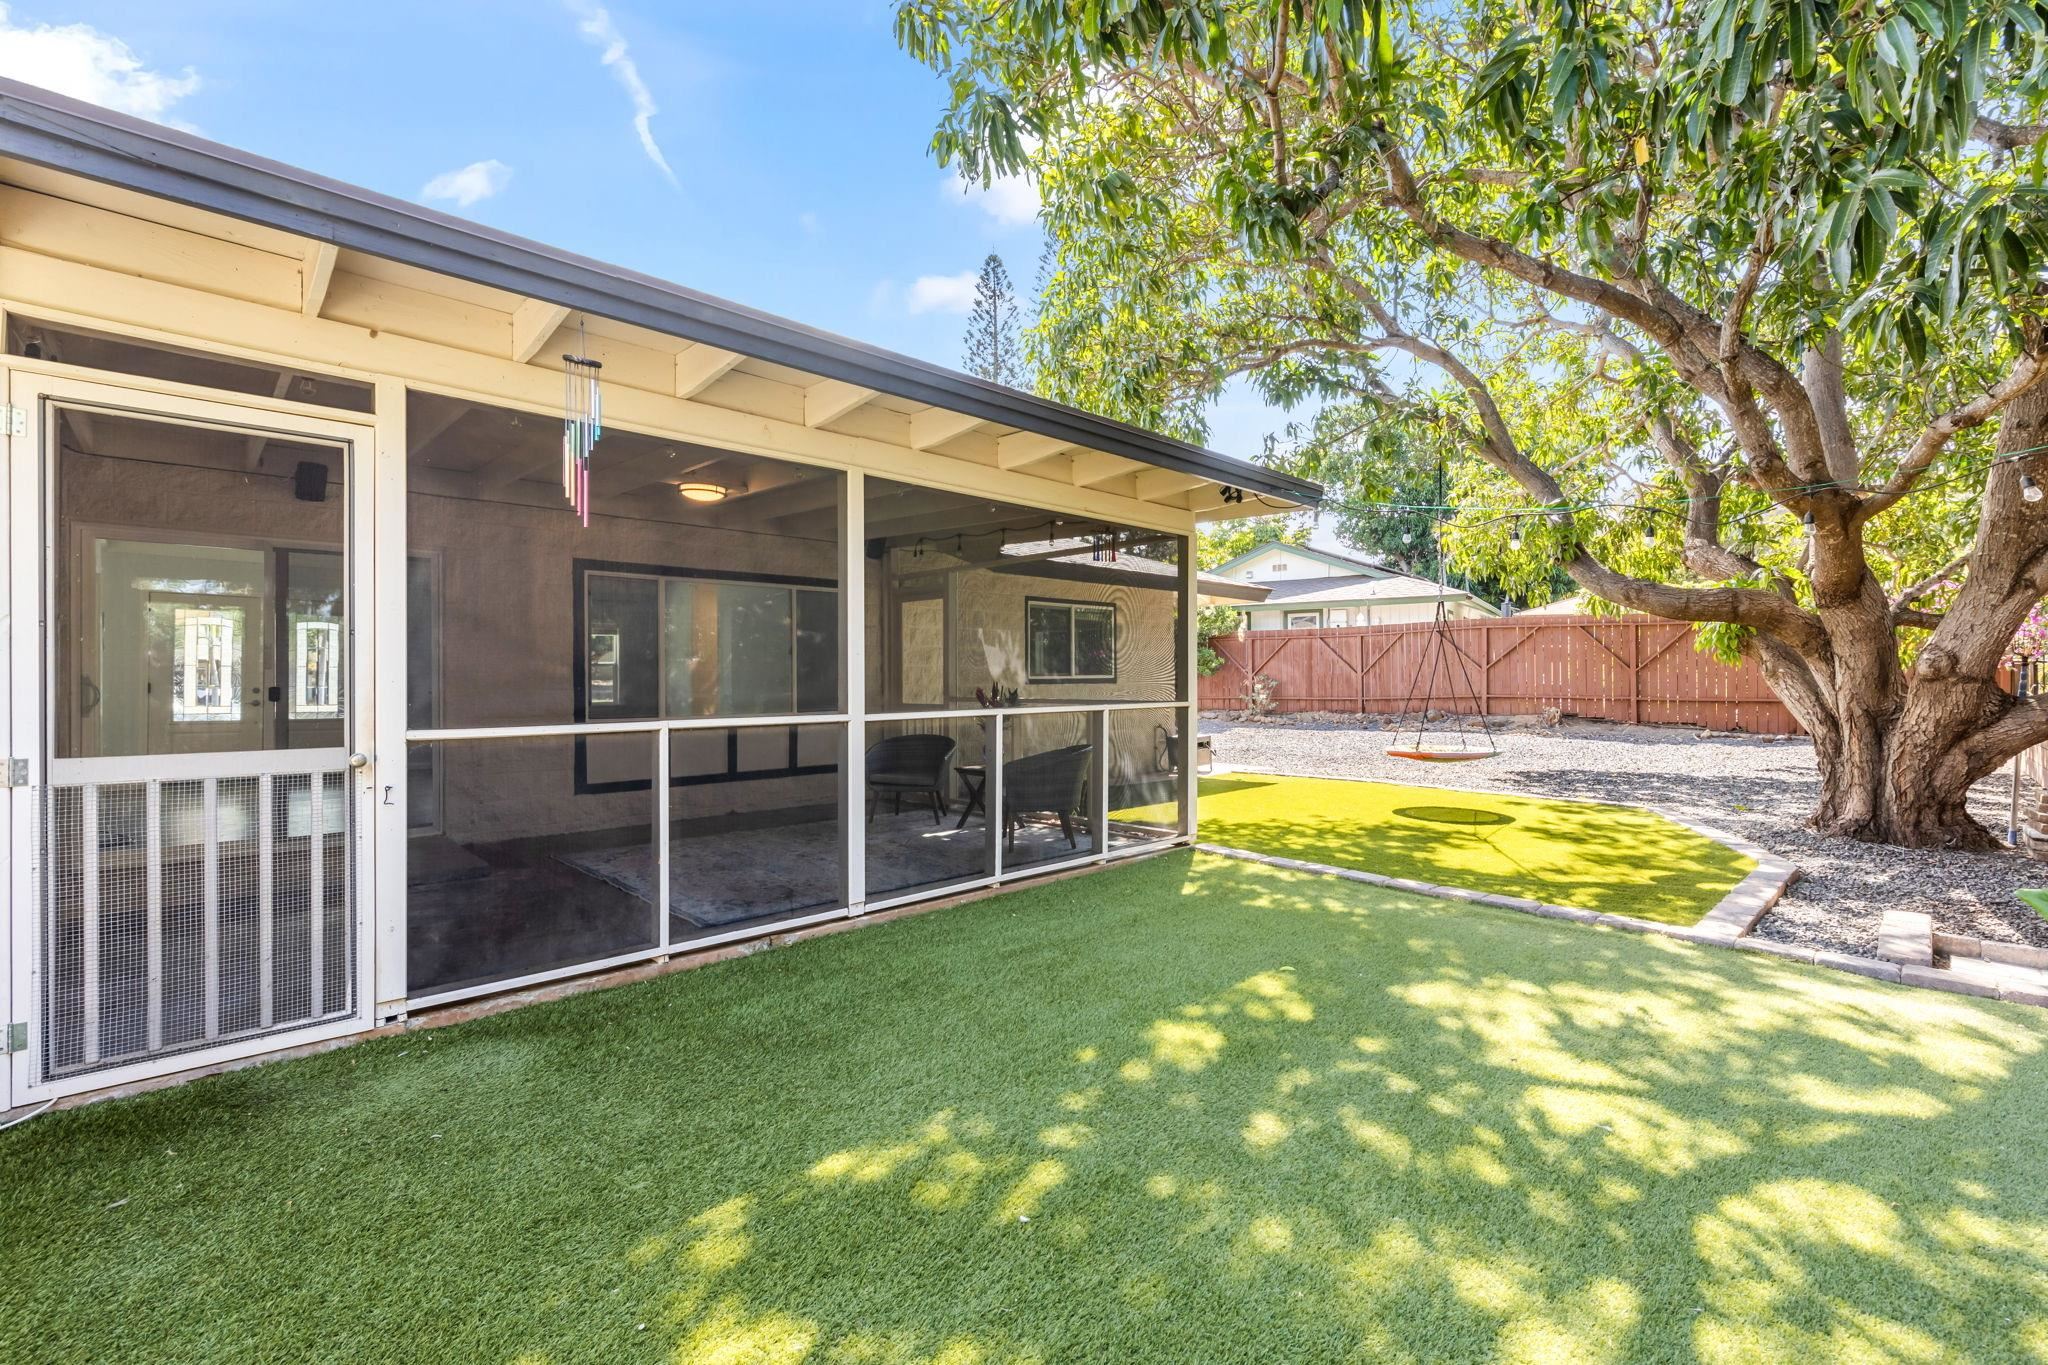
900,0 -> 2048,848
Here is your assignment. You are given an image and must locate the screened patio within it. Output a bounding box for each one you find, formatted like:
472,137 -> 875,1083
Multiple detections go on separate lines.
400,389 -> 1196,1000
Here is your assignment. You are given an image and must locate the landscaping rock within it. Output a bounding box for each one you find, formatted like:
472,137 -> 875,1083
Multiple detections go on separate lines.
1878,910 -> 1935,966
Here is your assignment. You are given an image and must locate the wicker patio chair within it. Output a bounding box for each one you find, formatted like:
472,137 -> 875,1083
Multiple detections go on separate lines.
866,733 -> 958,824
1001,742 -> 1093,850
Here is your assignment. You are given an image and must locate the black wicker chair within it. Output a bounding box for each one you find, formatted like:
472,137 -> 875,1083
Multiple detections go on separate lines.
866,733 -> 958,825
1001,743 -> 1093,850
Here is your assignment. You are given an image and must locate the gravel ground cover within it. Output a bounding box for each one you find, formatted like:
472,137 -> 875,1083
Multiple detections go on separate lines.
1201,712 -> 2048,955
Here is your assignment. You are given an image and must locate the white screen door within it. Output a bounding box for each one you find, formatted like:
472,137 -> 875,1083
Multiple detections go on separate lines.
8,373 -> 375,1099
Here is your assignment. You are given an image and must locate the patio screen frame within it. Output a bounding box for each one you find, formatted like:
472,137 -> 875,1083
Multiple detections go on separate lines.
393,388 -> 1202,1015
0,300 -> 1206,1083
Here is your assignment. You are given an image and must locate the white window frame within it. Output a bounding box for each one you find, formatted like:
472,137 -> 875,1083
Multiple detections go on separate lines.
291,617 -> 343,718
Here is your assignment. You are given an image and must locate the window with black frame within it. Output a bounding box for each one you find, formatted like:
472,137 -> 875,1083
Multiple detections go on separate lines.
580,567 -> 839,722
1026,599 -> 1116,683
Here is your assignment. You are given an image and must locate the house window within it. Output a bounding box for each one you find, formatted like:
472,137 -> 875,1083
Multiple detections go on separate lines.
1283,610 -> 1321,630
172,606 -> 242,722
1328,609 -> 1349,627
1269,561 -> 1289,574
290,619 -> 342,718
582,568 -> 839,720
1027,599 -> 1116,682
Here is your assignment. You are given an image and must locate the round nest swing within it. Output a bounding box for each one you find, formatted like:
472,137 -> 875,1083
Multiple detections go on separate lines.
1385,512 -> 1499,764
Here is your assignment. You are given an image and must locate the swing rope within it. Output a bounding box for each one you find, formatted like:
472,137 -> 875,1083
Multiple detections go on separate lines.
1386,460 -> 1499,763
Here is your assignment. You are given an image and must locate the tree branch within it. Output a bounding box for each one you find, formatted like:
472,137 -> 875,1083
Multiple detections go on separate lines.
1974,116 -> 2048,152
1860,351 -> 2048,519
1893,553 -> 1968,610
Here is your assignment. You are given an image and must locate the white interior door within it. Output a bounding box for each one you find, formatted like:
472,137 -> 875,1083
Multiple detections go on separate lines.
9,372 -> 376,1099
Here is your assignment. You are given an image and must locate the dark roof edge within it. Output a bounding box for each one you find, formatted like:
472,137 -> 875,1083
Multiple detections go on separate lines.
0,81 -> 1320,507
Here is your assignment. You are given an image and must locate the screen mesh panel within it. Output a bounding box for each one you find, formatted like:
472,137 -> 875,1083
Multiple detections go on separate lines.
38,771 -> 355,1080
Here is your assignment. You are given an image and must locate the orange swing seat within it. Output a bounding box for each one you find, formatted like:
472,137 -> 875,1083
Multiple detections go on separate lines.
1385,747 -> 1497,763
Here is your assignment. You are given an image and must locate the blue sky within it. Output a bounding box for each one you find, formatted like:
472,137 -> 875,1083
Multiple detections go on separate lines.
0,0 -> 1327,532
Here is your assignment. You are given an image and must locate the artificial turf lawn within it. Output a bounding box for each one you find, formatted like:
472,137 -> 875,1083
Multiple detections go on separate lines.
7,852 -> 2047,1364
1122,772 -> 1753,925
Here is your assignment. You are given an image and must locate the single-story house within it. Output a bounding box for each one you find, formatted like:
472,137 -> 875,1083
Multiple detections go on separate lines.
0,80 -> 1319,1106
1211,543 -> 1499,629
1515,593 -> 1591,616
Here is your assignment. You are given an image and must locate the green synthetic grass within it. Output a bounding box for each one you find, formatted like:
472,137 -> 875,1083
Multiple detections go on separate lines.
1123,773 -> 1752,925
7,852 -> 2048,1364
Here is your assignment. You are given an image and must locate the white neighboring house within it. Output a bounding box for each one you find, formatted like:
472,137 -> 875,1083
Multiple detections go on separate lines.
1211,543 -> 1500,629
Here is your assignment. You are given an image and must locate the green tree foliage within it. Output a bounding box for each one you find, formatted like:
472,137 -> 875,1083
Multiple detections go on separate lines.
1196,602 -> 1243,674
962,252 -> 1024,387
1195,511 -> 1311,568
899,0 -> 2048,847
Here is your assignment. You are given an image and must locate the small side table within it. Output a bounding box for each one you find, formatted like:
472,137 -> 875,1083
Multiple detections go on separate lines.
953,764 -> 987,830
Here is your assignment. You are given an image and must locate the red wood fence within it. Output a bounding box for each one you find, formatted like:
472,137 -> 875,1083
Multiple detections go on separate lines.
1198,615 -> 1801,734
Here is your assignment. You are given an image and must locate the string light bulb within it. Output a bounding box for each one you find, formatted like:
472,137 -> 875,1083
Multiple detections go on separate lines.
1642,522 -> 1656,546
1508,523 -> 1523,551
1801,511 -> 1817,534
2025,473 -> 2044,504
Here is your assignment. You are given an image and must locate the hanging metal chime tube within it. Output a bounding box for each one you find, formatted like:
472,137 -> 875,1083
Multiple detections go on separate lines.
561,352 -> 604,526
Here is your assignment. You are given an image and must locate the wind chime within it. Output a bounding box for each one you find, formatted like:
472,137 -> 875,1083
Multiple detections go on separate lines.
561,324 -> 603,526
1091,530 -> 1119,563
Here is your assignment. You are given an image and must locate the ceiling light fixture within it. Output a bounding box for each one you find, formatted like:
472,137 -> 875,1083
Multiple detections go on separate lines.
677,481 -> 728,503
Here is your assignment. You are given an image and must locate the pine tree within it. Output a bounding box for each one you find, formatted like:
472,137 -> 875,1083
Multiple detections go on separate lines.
961,253 -> 1021,387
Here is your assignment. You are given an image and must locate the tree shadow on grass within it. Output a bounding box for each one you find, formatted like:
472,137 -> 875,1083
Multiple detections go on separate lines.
604,856 -> 2048,1362
3,852 -> 2044,1364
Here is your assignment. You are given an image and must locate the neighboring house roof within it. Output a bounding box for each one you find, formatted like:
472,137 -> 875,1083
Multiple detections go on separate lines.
1207,542 -> 1396,579
1253,573 -> 1501,615
1518,593 -> 1590,615
0,79 -> 1322,510
995,540 -> 1271,601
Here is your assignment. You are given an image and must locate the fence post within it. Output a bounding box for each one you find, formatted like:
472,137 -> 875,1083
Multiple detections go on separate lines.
1628,621 -> 1642,725
1478,621 -> 1491,717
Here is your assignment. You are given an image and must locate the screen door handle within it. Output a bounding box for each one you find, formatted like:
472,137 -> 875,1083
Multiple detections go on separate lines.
347,751 -> 370,770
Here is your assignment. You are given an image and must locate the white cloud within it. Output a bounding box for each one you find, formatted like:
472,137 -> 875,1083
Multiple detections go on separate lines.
0,4 -> 199,125
906,271 -> 980,315
420,159 -> 513,209
565,0 -> 677,185
945,166 -> 1041,228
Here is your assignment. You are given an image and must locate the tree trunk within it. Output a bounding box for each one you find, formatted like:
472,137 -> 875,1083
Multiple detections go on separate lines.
1794,380 -> 2048,851
1805,695 -> 2007,852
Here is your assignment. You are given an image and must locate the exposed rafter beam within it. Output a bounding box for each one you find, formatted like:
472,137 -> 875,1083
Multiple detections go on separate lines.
510,299 -> 570,365
994,432 -> 1074,471
1135,469 -> 1209,502
704,466 -> 815,508
300,241 -> 337,318
803,379 -> 876,428
864,508 -> 1037,542
758,474 -> 852,523
407,395 -> 478,459
1069,451 -> 1139,488
674,342 -> 743,398
246,367 -> 300,469
907,407 -> 984,451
